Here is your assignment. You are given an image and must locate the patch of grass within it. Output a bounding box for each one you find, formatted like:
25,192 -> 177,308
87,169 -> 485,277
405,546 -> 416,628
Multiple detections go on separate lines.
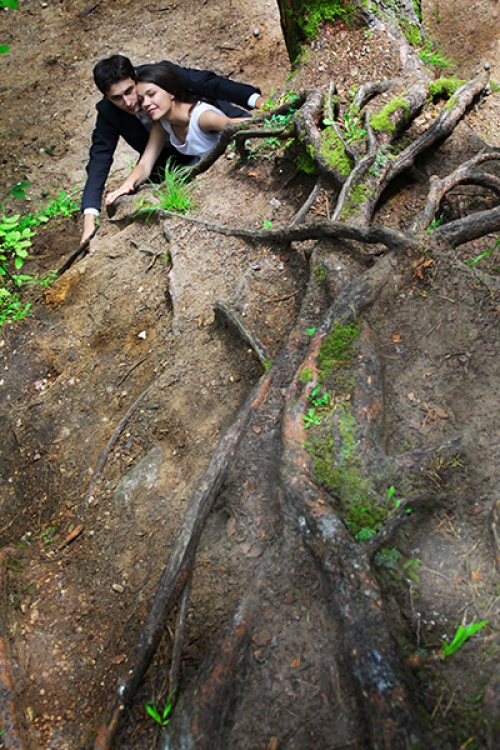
293,0 -> 355,41
295,144 -> 317,174
339,183 -> 371,221
145,690 -> 175,726
401,21 -> 421,47
314,264 -> 327,284
441,620 -> 488,658
136,159 -> 197,215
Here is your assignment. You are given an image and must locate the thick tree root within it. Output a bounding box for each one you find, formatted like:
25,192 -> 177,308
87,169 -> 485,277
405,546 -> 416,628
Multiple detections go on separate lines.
281,378 -> 427,749
166,588 -> 255,749
0,548 -> 27,750
93,375 -> 271,750
281,286 -> 428,747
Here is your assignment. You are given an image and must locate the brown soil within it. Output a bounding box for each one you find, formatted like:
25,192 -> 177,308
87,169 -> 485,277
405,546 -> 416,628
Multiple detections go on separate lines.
1,1 -> 500,749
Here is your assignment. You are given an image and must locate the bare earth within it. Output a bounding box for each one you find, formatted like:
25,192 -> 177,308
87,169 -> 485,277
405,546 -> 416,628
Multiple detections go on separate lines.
1,1 -> 500,749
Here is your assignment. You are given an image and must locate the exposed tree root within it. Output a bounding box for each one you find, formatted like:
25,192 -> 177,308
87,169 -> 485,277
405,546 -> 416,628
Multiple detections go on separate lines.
413,152 -> 500,232
168,572 -> 192,707
0,547 -> 27,750
281,339 -> 428,749
214,299 -> 270,367
166,588 -> 255,749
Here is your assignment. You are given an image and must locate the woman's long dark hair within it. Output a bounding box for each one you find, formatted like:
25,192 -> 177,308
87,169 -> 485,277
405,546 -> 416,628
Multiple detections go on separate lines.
136,62 -> 198,103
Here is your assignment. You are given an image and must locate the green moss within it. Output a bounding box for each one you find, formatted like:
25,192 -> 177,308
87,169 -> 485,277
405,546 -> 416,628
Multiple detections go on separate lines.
298,0 -> 355,40
339,183 -> 371,222
413,0 -> 423,22
317,319 -> 361,380
319,128 -> 352,176
490,80 -> 500,94
306,404 -> 385,540
314,264 -> 327,284
402,21 -> 421,46
296,145 -> 317,174
299,367 -> 313,383
428,76 -> 465,99
370,95 -> 410,133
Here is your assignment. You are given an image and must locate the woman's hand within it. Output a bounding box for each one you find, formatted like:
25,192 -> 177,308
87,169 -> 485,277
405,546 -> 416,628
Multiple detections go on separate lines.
105,180 -> 136,206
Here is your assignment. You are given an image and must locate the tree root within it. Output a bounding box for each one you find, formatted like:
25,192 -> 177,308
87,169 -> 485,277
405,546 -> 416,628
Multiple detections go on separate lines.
0,547 -> 27,750
214,299 -> 270,367
281,348 -> 428,750
166,588 -> 255,749
413,152 -> 500,232
168,572 -> 192,707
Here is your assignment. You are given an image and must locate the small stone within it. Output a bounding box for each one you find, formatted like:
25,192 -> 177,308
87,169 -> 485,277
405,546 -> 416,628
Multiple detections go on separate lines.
138,331 -> 147,340
112,583 -> 125,594
253,28 -> 260,37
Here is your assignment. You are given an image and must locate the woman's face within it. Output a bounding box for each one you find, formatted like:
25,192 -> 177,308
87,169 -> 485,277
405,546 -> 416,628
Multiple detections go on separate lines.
137,81 -> 174,120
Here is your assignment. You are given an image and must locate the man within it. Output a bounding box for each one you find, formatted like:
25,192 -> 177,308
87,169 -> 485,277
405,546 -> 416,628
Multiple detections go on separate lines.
81,54 -> 264,243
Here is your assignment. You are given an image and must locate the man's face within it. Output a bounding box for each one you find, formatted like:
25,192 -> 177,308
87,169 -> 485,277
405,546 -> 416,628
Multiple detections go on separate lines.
106,77 -> 139,114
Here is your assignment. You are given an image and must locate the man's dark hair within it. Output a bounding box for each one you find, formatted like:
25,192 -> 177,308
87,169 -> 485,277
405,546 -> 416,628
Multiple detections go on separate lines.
136,62 -> 197,104
93,55 -> 136,95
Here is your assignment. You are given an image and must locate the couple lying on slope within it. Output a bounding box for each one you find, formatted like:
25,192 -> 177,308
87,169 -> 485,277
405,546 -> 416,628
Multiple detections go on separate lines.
105,61 -> 247,208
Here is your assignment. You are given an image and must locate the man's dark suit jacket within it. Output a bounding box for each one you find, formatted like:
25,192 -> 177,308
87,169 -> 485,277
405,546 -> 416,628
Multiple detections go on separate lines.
81,62 -> 261,212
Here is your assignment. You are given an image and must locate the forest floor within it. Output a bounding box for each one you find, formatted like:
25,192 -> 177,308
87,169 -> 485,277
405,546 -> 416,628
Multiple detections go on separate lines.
1,0 -> 500,748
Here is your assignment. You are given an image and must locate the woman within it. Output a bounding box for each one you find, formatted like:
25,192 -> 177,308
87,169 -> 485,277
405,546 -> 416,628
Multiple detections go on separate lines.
105,62 -> 246,207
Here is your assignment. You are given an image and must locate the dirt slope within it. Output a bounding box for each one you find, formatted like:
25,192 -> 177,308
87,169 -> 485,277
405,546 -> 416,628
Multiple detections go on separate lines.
0,1 -> 500,749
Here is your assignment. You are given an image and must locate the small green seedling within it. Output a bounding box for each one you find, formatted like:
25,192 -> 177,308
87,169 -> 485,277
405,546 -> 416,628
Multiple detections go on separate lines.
441,620 -> 488,658
263,220 -> 273,229
308,387 -> 329,408
465,236 -> 499,267
145,690 -> 175,726
303,407 -> 321,429
306,327 -> 316,337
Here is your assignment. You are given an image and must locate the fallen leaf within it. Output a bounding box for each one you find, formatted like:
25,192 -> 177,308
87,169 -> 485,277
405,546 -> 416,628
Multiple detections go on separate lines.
226,517 -> 236,537
408,392 -> 415,402
290,657 -> 301,668
247,546 -> 263,558
268,738 -> 279,750
112,654 -> 126,665
390,334 -> 401,343
434,407 -> 448,419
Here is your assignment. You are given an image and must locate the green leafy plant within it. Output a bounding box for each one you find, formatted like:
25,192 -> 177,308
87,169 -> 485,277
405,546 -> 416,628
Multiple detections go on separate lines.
342,111 -> 367,142
303,388 -> 330,428
441,620 -> 488,658
0,184 -> 79,326
419,45 -> 452,70
145,690 -> 176,726
0,0 -> 18,54
263,220 -> 273,229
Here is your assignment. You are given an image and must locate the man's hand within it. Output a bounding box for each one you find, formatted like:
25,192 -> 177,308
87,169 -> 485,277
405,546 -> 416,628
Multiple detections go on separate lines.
81,213 -> 97,245
254,95 -> 267,110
